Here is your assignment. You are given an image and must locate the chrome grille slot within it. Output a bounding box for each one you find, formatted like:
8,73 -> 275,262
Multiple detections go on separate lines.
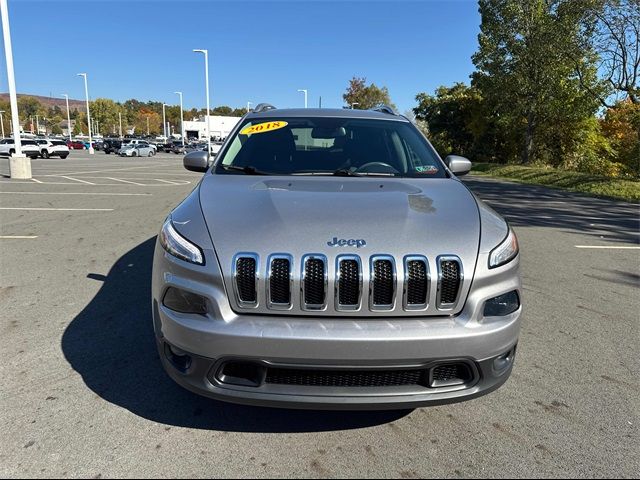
302,255 -> 327,310
437,255 -> 463,309
335,255 -> 362,310
267,254 -> 293,309
233,254 -> 259,307
370,255 -> 396,310
404,256 -> 429,310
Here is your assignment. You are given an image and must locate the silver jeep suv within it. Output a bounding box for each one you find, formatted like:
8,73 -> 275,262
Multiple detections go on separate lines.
152,105 -> 522,410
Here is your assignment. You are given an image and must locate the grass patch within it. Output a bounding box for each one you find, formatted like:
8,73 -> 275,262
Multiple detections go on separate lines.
470,163 -> 640,202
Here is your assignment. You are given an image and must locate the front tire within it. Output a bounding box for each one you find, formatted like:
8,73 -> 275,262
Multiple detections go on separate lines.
41,150 -> 50,159
148,150 -> 154,157
60,154 -> 68,159
131,151 -> 137,157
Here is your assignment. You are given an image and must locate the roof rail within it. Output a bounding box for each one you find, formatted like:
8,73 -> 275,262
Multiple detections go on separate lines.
252,103 -> 277,113
373,105 -> 398,115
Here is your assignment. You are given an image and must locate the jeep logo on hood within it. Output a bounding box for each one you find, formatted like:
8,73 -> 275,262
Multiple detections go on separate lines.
327,237 -> 367,248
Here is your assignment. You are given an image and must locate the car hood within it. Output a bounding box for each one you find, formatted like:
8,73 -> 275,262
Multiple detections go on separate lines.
199,174 -> 481,309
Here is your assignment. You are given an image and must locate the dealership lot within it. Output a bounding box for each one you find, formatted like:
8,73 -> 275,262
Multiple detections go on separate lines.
0,151 -> 638,478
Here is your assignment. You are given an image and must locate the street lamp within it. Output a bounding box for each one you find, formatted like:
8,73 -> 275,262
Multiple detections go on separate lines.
175,91 -> 184,147
247,101 -> 252,113
118,111 -> 123,138
1,0 -> 30,178
77,73 -> 94,154
0,110 -> 5,138
146,115 -> 150,136
297,89 -> 308,108
162,102 -> 167,139
193,48 -> 211,156
61,94 -> 72,141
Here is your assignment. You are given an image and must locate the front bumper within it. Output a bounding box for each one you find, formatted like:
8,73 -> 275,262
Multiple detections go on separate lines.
152,239 -> 522,410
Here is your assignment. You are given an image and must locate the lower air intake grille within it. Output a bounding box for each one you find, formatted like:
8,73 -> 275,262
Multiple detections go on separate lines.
439,259 -> 461,306
406,259 -> 428,306
430,363 -> 473,387
338,259 -> 360,306
265,367 -> 427,388
235,257 -> 257,303
269,257 -> 291,305
304,257 -> 326,307
372,259 -> 394,306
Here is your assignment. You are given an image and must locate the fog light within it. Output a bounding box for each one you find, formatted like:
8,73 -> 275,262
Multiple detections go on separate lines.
493,346 -> 516,373
483,290 -> 520,317
164,342 -> 192,371
162,287 -> 207,314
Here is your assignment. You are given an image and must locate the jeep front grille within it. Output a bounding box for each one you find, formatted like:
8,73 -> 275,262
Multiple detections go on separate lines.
267,255 -> 292,309
233,254 -> 258,307
336,256 -> 362,310
404,256 -> 429,310
370,256 -> 396,310
437,256 -> 463,309
231,253 -> 464,314
302,255 -> 327,310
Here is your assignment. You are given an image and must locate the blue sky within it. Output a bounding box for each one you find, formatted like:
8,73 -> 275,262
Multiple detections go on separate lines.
1,0 -> 481,113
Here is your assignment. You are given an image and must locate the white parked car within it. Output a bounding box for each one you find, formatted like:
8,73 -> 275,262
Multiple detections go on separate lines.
0,138 -> 40,159
121,138 -> 158,152
34,139 -> 70,159
119,142 -> 155,157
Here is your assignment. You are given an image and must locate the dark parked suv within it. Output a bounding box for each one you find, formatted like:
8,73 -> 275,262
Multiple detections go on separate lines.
103,138 -> 122,154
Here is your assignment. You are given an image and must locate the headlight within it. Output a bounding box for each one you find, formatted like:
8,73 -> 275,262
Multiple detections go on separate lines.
489,228 -> 518,268
159,217 -> 204,265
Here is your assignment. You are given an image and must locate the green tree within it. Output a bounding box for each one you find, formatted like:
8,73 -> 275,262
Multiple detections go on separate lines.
89,98 -> 120,135
17,96 -> 43,121
343,77 -> 395,110
414,83 -> 488,158
472,0 -> 604,164
211,105 -> 233,116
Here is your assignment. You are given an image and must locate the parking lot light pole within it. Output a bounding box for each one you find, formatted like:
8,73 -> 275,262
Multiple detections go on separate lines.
247,101 -> 252,113
35,115 -> 40,134
1,0 -> 30,178
146,116 -> 149,136
61,94 -> 72,141
175,91 -> 184,147
193,49 -> 211,157
0,110 -> 5,138
162,103 -> 167,139
77,73 -> 94,154
118,112 -> 122,139
297,89 -> 308,108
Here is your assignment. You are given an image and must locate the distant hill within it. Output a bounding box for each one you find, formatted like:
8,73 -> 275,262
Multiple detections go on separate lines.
0,93 -> 86,111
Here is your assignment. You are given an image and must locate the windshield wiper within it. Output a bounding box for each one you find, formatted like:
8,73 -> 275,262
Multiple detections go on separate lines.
333,168 -> 396,177
221,165 -> 272,175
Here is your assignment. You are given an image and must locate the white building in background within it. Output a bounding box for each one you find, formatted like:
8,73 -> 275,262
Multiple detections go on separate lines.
183,115 -> 242,140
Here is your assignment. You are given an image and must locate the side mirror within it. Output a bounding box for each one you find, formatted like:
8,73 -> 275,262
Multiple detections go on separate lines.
183,150 -> 210,172
444,155 -> 472,176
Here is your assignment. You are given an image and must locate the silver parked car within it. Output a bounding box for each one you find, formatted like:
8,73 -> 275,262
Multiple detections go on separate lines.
152,105 -> 522,410
119,141 -> 155,157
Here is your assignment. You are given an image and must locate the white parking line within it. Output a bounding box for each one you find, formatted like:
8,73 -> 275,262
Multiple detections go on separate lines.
0,235 -> 38,239
0,207 -> 113,211
30,178 -> 43,184
155,178 -> 181,185
58,176 -> 96,185
0,191 -> 151,196
105,177 -> 146,186
575,245 -> 640,249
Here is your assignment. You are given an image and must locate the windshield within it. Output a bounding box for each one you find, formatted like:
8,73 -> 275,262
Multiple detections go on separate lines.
214,117 -> 446,178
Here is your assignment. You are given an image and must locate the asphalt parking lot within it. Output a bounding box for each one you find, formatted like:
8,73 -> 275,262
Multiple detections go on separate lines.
0,151 -> 638,478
